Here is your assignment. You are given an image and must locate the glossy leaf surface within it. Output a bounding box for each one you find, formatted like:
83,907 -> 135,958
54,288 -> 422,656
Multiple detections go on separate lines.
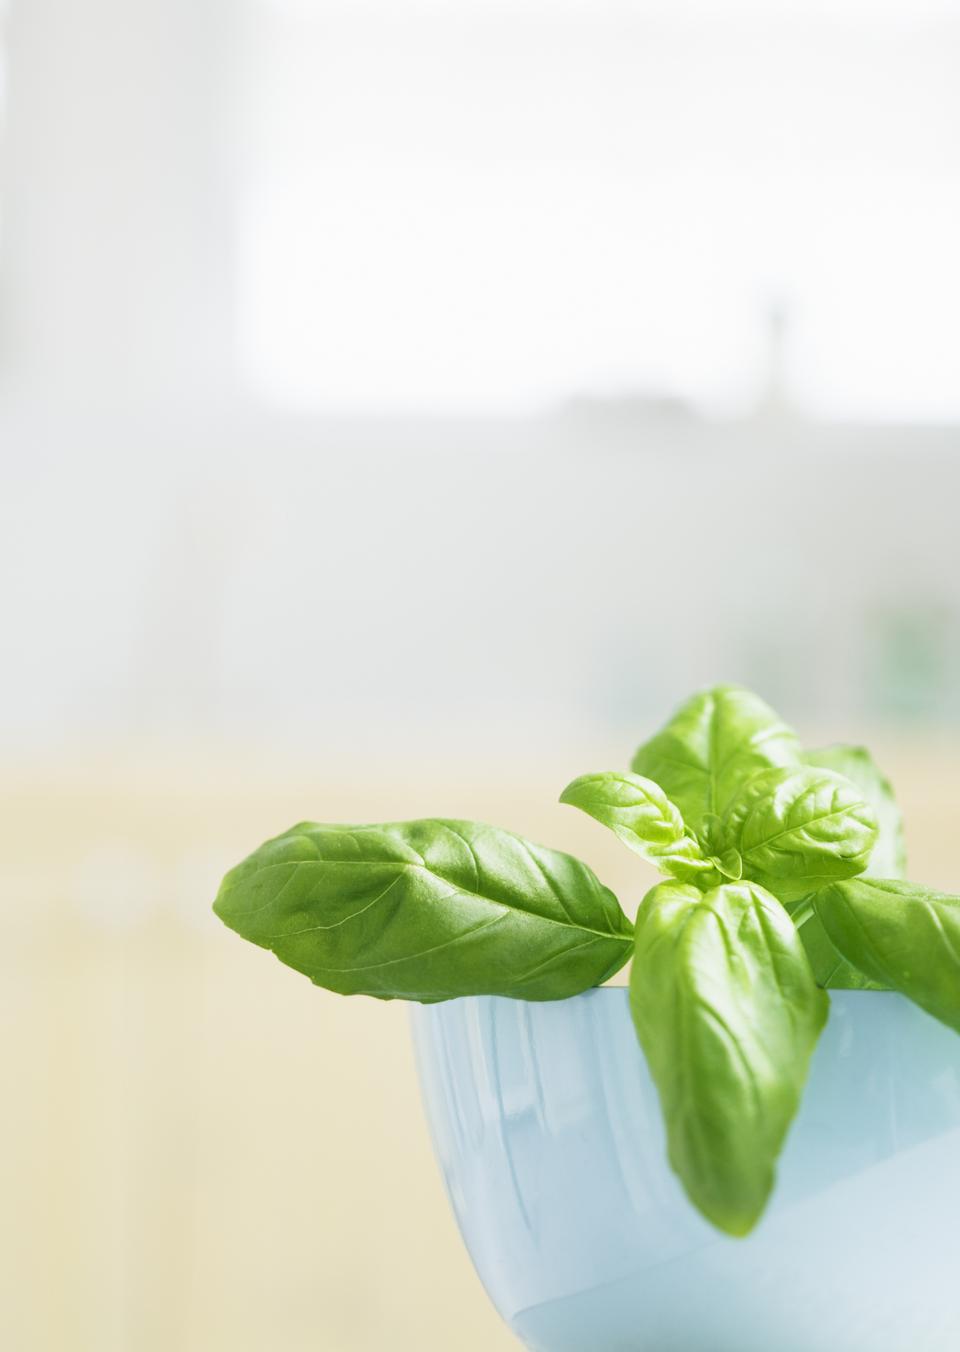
629,880 -> 828,1236
631,685 -> 800,840
559,771 -> 717,885
805,744 -> 906,879
815,878 -> 960,1031
719,766 -> 877,902
214,818 -> 633,1001
790,900 -> 889,991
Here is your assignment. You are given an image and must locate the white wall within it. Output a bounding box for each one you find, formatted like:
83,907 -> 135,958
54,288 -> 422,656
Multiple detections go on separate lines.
2,0 -> 959,771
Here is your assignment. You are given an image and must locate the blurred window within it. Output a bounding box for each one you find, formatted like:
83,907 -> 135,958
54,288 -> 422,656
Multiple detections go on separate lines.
241,0 -> 960,420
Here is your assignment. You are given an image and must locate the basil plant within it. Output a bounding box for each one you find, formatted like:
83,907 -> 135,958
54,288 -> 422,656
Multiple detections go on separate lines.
214,685 -> 960,1237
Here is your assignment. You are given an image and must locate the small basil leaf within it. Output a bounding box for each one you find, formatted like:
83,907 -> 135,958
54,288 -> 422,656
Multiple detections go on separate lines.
559,771 -> 718,885
815,878 -> 960,1030
719,766 -> 878,903
631,684 -> 801,840
711,847 -> 743,881
804,744 -> 906,879
630,880 -> 828,1237
214,819 -> 633,1002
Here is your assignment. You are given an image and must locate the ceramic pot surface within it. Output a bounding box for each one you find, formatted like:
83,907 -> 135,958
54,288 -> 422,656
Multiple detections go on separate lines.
412,988 -> 960,1352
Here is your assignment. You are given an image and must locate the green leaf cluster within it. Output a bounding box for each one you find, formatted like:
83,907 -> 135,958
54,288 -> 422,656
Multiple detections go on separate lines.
214,684 -> 958,1238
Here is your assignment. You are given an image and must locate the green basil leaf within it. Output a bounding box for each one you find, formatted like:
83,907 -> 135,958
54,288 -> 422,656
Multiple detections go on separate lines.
630,685 -> 800,840
814,878 -> 960,1030
630,880 -> 828,1237
559,771 -> 718,885
789,897 -> 889,991
719,766 -> 878,903
804,744 -> 906,879
214,819 -> 633,1002
711,847 -> 743,881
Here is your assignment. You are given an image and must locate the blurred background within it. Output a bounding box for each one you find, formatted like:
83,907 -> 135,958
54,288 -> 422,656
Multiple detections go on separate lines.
3,0 -> 960,1348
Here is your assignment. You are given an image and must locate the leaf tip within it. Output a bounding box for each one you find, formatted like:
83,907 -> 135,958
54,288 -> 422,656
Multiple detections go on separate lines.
559,773 -> 595,808
716,1211 -> 763,1240
211,876 -> 239,931
690,1184 -> 771,1239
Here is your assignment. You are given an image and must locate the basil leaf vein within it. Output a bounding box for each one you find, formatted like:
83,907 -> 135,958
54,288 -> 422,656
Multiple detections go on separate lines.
804,743 -> 906,879
629,879 -> 828,1236
559,770 -> 718,885
719,766 -> 877,902
214,818 -> 633,1001
630,684 -> 801,840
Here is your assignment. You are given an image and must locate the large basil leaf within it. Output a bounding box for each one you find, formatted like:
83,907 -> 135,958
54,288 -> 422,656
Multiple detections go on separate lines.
630,880 -> 828,1236
630,685 -> 800,840
559,771 -> 718,885
814,878 -> 960,1031
719,766 -> 877,903
214,819 -> 633,1001
804,744 -> 906,879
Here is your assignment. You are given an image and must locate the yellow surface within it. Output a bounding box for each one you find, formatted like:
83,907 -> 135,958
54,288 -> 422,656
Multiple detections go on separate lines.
4,744 -> 958,1351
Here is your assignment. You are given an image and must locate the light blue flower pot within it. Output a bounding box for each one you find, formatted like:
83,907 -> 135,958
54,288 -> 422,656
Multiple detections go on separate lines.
412,988 -> 960,1352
